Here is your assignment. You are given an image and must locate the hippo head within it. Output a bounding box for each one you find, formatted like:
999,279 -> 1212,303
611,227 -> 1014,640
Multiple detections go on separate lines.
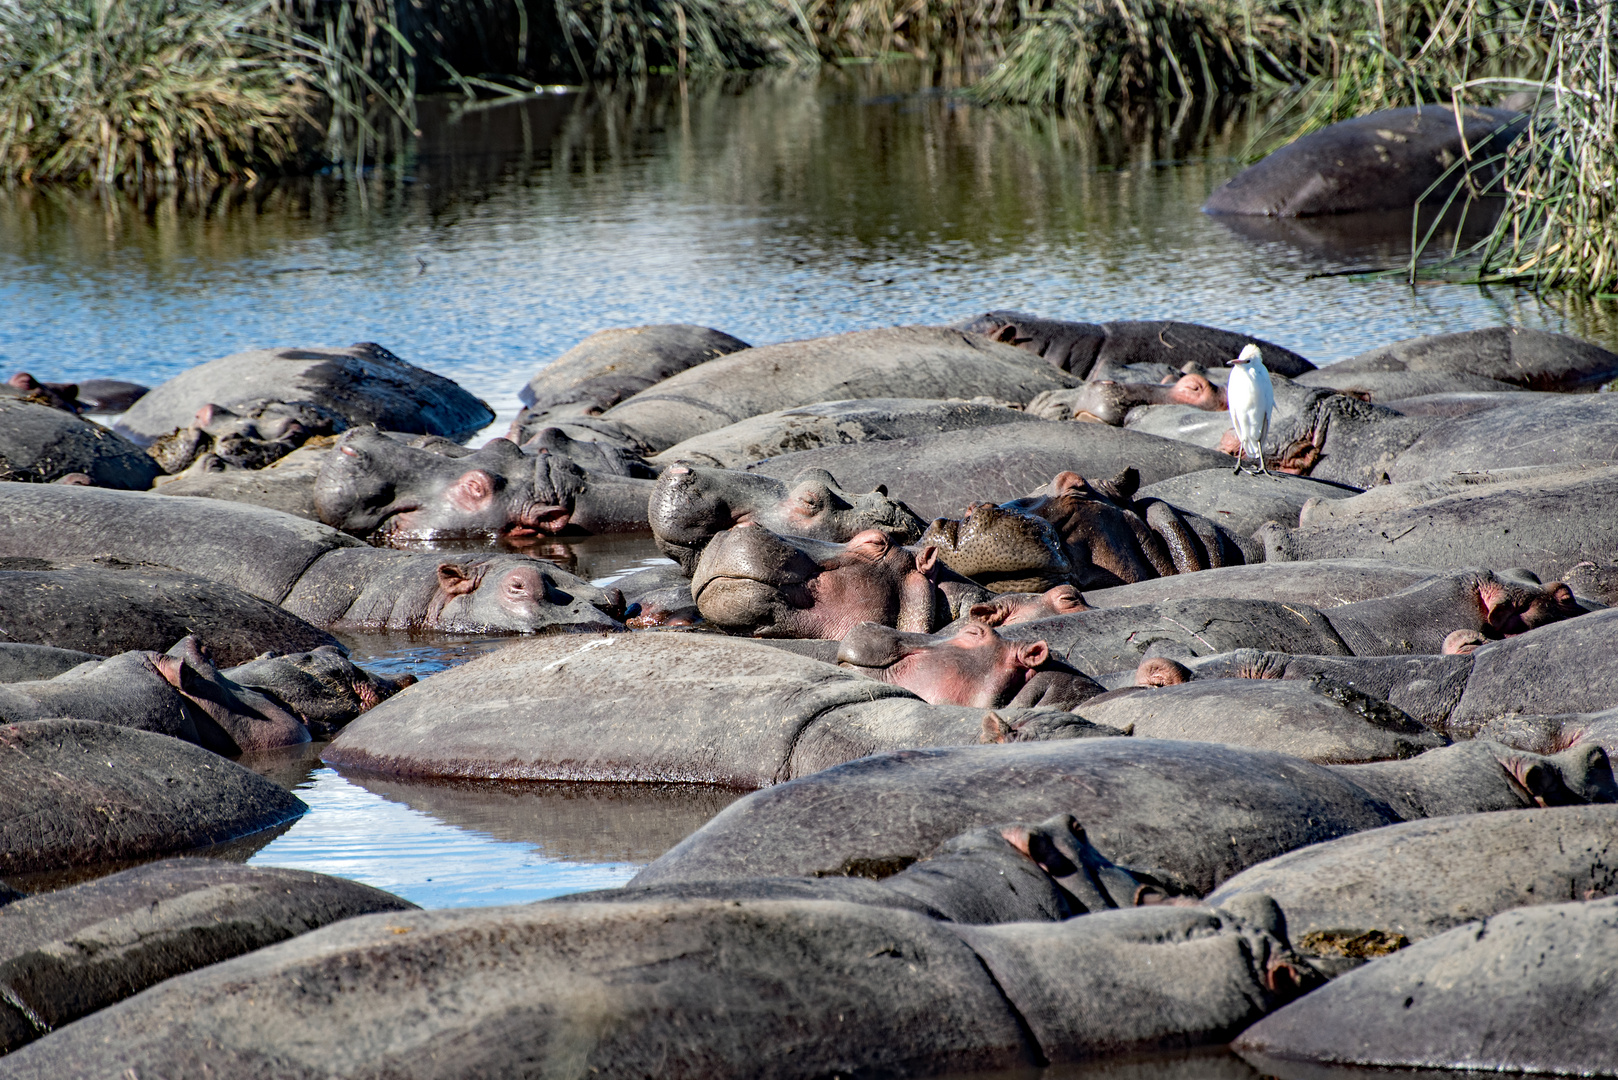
1479,572 -> 1583,635
1005,469 -> 1174,589
152,636 -> 313,754
224,644 -> 415,739
430,555 -> 624,633
691,526 -> 945,638
149,398 -> 341,474
958,311 -> 1106,375
836,620 -> 1105,709
651,463 -> 926,573
968,585 -> 1091,627
1492,742 -> 1618,807
315,427 -> 579,541
1058,374 -> 1228,425
920,503 -> 1076,594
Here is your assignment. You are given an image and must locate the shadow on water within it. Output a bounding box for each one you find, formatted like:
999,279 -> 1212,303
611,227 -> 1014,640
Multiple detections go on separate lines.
232,742 -> 739,908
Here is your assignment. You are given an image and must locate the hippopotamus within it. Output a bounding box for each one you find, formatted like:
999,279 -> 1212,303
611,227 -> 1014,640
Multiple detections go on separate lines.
1127,468 -> 1359,536
144,398 -> 341,474
0,890 -> 1314,1079
835,621 -> 1106,709
0,557 -> 340,665
323,632 -> 1117,788
0,636 -> 354,753
1171,606 -> 1618,742
1567,560 -> 1618,607
0,483 -> 625,633
1301,326 -> 1618,394
3,372 -> 82,413
508,324 -> 750,446
0,859 -> 414,1054
1026,372 -> 1227,425
1235,895 -> 1618,1077
746,424 -> 1233,520
0,398 -> 163,489
649,463 -> 927,573
1206,805 -> 1618,953
216,644 -> 414,739
956,313 -> 1316,379
995,568 -> 1581,676
595,326 -> 1081,452
1382,389 -> 1564,418
151,436 -> 332,519
919,501 -> 1079,592
648,397 -> 1039,469
633,737 -> 1614,891
114,342 -> 493,447
1264,464 -> 1618,582
313,426 -> 654,541
1203,105 -> 1523,216
0,719 -> 306,880
690,525 -> 988,637
1080,560 -> 1481,610
0,644 -> 102,683
4,374 -> 148,413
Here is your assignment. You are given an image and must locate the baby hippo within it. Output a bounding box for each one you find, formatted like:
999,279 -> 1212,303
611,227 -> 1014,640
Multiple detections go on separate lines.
837,620 -> 1106,710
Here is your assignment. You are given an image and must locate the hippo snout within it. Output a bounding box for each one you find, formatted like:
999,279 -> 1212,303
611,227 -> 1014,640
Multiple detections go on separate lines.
835,622 -> 934,670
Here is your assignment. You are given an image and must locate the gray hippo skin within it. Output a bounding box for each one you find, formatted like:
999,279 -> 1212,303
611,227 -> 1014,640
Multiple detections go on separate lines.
1026,371 -> 1226,425
957,312 -> 1316,379
0,399 -> 162,489
0,636 -> 318,754
650,397 -> 1039,470
322,632 -> 1116,787
996,568 -> 1580,675
314,426 -> 654,541
747,423 -> 1233,520
1265,464 -> 1618,582
0,483 -> 624,633
0,893 -> 1311,1080
1203,105 -> 1522,216
650,463 -> 928,572
0,558 -> 339,665
115,342 -> 494,446
1083,559 -> 1440,609
1178,606 -> 1618,742
1234,896 -> 1618,1076
1206,805 -> 1618,948
0,719 -> 306,879
632,738 -> 1608,890
0,644 -> 102,683
1128,468 -> 1358,537
222,645 -> 414,740
598,326 -> 1081,452
1303,326 -> 1618,393
509,324 -> 750,445
152,437 -> 332,518
0,859 -> 414,1054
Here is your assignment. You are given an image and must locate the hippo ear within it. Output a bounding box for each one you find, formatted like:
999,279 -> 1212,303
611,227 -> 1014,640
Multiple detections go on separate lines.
436,563 -> 480,597
1016,640 -> 1050,670
980,712 -> 1013,744
446,470 -> 496,512
914,544 -> 938,573
968,602 -> 1009,627
1048,471 -> 1085,496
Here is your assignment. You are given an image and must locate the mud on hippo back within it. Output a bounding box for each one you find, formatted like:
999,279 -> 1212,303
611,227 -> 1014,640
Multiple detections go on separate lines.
650,463 -> 927,573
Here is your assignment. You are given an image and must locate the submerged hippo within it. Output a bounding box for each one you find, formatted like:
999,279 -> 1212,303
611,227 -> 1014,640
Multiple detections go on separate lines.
0,483 -> 624,634
1264,464 -> 1618,582
596,326 -> 1080,452
649,463 -> 927,573
1203,105 -> 1523,216
0,719 -> 307,879
145,399 -> 341,474
509,324 -> 751,445
0,398 -> 163,489
0,859 -> 414,1055
634,737 -> 1614,891
1026,372 -> 1227,425
1235,895 -> 1618,1077
115,342 -> 493,447
313,426 -> 653,541
690,525 -> 986,637
956,313 -> 1315,379
649,397 -> 1039,470
323,632 -> 1118,787
995,568 -> 1581,675
0,890 -> 1313,1079
744,422 -> 1233,521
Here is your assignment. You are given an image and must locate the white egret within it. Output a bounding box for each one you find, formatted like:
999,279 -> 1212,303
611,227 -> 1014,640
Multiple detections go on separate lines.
1226,343 -> 1274,475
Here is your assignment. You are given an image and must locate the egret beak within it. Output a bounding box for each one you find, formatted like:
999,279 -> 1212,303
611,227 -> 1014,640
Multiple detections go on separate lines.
1228,343 -> 1262,367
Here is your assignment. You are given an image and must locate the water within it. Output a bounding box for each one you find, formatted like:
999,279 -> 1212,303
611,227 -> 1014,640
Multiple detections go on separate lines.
7,63 -> 1617,909
3,65 -> 1615,446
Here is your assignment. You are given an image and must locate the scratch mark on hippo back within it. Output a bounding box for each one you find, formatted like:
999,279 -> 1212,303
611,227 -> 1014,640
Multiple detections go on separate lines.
538,635 -> 617,673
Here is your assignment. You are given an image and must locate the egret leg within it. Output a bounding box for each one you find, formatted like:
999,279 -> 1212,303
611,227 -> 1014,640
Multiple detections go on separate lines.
1256,415 -> 1272,476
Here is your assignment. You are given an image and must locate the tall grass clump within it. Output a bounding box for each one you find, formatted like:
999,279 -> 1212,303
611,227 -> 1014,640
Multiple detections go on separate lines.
0,0 -> 316,184
801,0 -> 1023,63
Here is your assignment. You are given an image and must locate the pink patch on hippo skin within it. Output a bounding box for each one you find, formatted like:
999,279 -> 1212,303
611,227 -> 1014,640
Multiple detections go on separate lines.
446,469 -> 496,513
1443,629 -> 1487,655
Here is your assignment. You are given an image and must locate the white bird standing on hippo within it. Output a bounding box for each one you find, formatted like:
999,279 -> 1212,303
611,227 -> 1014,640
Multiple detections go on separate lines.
1227,343 -> 1275,475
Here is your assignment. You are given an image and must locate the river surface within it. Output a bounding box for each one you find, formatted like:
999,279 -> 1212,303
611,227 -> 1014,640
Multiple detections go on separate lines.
6,63 -> 1617,909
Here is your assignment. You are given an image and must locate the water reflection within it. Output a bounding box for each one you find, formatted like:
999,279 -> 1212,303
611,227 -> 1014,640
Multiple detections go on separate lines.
4,63 -> 1614,445
239,743 -> 739,907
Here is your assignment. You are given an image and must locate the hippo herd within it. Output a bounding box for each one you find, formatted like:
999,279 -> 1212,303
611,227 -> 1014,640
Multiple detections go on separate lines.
4,289 -> 1618,1078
